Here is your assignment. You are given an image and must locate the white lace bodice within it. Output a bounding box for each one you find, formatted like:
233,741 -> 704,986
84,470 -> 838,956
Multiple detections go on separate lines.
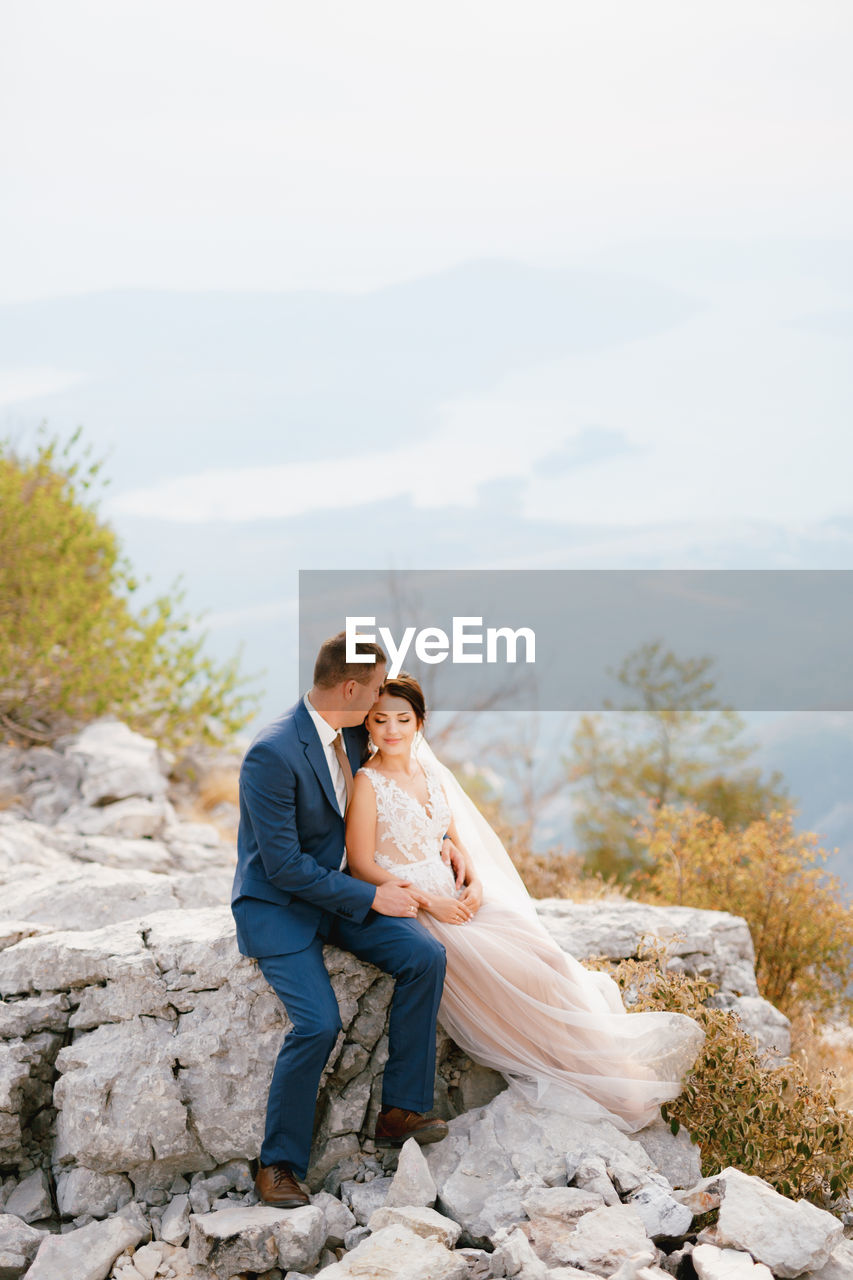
358,764 -> 458,897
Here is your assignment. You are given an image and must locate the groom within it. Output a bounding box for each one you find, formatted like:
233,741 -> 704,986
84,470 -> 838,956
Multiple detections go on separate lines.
232,631 -> 450,1208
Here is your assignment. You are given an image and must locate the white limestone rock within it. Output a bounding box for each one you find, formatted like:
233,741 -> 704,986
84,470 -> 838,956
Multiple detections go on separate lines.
340,1176 -> 393,1225
543,1204 -> 657,1275
57,797 -> 174,841
0,1211 -> 48,1276
64,721 -> 168,807
187,1204 -> 324,1278
692,1243 -> 775,1280
26,1200 -> 148,1280
310,1190 -> 357,1248
386,1137 -> 437,1208
55,1167 -> 133,1219
426,1091 -> 654,1243
158,1193 -> 190,1246
313,1222 -> 469,1279
627,1184 -> 693,1239
629,1115 -> 702,1190
804,1239 -> 853,1280
369,1204 -> 462,1248
680,1167 -> 842,1278
570,1154 -> 620,1206
521,1186 -> 605,1222
4,1170 -> 52,1224
533,900 -> 760,998
489,1225 -> 551,1280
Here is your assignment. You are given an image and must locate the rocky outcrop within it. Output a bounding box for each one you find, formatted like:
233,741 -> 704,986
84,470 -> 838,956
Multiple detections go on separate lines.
0,719 -> 833,1280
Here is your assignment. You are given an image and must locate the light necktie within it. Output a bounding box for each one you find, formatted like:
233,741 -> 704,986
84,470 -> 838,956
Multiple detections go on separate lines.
332,731 -> 354,815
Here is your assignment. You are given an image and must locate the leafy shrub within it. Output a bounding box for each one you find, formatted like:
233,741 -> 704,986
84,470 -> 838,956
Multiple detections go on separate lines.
631,803 -> 853,1021
592,946 -> 853,1211
0,429 -> 257,748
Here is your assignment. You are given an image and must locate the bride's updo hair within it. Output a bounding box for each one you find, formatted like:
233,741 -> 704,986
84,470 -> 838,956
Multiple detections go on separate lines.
378,671 -> 426,727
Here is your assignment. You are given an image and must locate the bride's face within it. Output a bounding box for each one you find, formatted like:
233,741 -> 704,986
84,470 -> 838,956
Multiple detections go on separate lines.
367,692 -> 421,758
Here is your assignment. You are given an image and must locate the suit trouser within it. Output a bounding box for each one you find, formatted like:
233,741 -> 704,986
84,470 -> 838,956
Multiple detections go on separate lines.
257,913 -> 446,1178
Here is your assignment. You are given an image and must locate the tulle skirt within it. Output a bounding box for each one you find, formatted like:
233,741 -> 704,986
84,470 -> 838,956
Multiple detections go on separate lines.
419,900 -> 705,1132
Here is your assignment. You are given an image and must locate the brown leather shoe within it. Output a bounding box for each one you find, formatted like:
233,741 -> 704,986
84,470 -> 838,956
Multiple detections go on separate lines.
254,1162 -> 310,1207
374,1106 -> 448,1147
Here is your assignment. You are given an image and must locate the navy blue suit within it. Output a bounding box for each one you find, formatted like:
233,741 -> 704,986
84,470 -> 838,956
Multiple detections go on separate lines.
231,698 -> 446,1178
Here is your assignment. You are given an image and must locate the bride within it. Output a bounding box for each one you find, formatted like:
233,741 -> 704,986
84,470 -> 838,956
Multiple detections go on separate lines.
345,672 -> 705,1133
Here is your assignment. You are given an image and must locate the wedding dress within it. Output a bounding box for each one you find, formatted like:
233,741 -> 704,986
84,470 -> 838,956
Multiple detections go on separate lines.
360,744 -> 705,1133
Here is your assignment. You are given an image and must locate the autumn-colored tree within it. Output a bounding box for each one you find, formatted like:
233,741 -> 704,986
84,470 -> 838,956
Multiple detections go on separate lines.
567,639 -> 789,880
0,429 -> 256,748
633,802 -> 853,1021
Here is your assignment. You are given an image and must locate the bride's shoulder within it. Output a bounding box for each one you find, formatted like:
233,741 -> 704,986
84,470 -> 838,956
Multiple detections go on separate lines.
355,763 -> 385,789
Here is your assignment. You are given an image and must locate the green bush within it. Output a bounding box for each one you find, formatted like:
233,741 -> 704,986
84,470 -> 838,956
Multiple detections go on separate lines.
590,945 -> 853,1212
0,429 -> 257,748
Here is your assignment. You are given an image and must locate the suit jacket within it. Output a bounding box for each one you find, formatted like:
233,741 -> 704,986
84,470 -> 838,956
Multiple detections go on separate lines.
231,697 -> 377,957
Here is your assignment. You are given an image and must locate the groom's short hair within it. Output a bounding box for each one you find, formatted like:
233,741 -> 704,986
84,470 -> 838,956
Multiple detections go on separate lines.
314,630 -> 387,688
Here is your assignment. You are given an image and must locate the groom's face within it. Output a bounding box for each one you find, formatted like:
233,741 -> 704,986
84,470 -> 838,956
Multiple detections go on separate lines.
340,662 -> 387,726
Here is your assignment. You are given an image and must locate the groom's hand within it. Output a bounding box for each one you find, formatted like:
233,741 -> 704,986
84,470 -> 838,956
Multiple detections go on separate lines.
441,838 -> 466,889
372,880 -> 430,918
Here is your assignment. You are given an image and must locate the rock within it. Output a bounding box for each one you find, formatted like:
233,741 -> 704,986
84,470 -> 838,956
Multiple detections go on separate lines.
520,1186 -> 605,1222
55,1167 -> 133,1219
608,1261 -> 672,1280
0,863 -> 228,934
627,1184 -> 693,1239
426,1091 -> 654,1243
692,1243 -> 775,1280
130,1240 -> 167,1279
630,1116 -> 702,1190
310,1190 -> 356,1248
542,1204 -> 657,1275
4,1170 -> 52,1223
313,1222 -> 469,1279
475,1177 -> 543,1243
159,1193 -> 190,1245
63,721 -> 168,807
26,1200 -> 148,1280
0,1211 -> 47,1276
728,995 -> 791,1058
385,1138 -> 437,1208
680,1168 -> 842,1278
533,901 -> 760,1000
187,1204 -> 325,1278
489,1225 -> 551,1279
570,1155 -> 620,1206
340,1176 -> 393,1225
805,1239 -> 853,1280
455,1246 -> 492,1278
369,1204 -> 462,1248
343,1224 -> 370,1251
57,796 -> 174,840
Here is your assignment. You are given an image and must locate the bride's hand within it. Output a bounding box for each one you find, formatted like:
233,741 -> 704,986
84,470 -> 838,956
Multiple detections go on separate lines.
457,879 -> 483,915
426,895 -> 474,925
440,837 -> 467,889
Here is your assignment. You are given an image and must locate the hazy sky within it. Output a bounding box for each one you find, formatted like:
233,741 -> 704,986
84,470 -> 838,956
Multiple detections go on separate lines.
3,1 -> 853,301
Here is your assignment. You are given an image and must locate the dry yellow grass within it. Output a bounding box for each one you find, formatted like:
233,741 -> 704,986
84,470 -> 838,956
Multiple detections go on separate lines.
175,766 -> 240,840
0,788 -> 21,812
195,769 -> 239,812
790,1008 -> 853,1114
512,848 -> 628,903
